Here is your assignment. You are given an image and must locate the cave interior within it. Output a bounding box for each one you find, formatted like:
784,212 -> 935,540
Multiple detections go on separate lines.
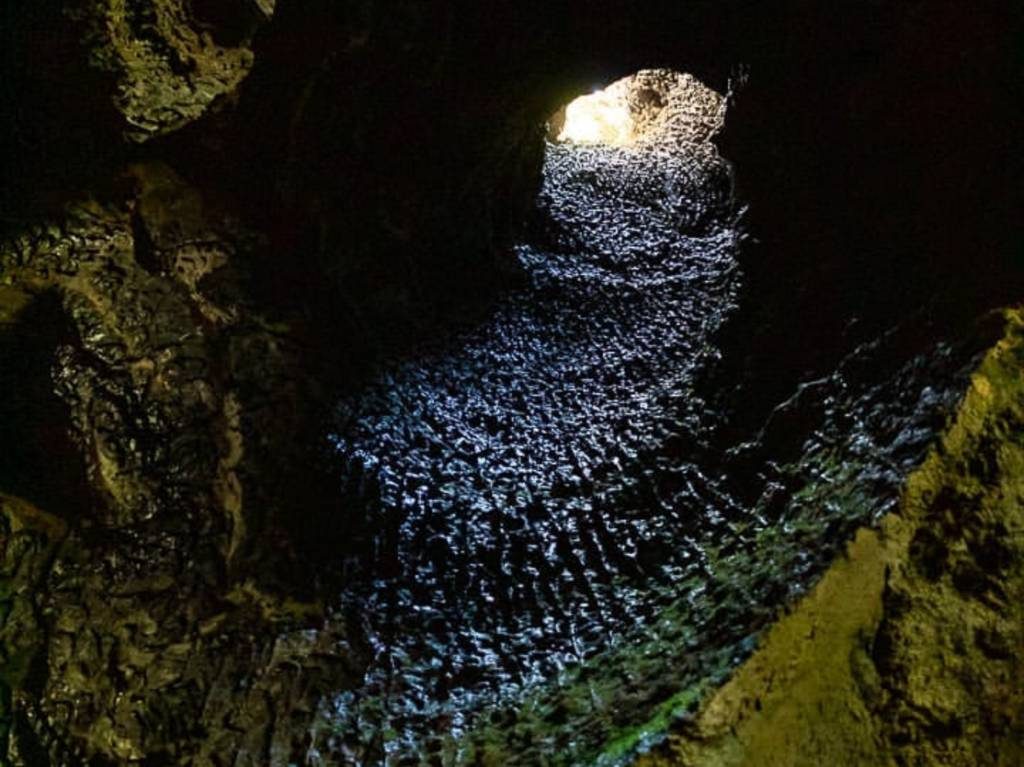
0,1 -> 1022,765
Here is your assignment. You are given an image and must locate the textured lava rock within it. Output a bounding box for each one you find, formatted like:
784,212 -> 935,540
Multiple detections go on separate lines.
70,0 -> 271,142
306,78 -> 996,764
0,169 -> 363,764
316,76 -> 739,762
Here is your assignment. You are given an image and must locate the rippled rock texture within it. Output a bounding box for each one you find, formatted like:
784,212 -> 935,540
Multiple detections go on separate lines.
317,71 -> 739,762
306,74 -> 997,764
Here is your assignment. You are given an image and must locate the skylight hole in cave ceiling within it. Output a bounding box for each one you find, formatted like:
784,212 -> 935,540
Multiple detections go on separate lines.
549,69 -> 726,147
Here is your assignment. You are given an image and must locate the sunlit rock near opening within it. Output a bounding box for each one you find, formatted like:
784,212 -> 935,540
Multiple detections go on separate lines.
555,70 -> 726,146
557,83 -> 634,144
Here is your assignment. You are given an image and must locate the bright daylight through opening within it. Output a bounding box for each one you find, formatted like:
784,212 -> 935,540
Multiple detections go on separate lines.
557,82 -> 634,145
552,70 -> 726,149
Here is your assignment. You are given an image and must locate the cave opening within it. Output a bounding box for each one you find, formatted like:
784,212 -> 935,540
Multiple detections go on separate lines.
547,69 -> 727,149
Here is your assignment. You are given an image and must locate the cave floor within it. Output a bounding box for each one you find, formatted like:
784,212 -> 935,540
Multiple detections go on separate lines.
312,129 -> 985,764
0,124 -> 990,767
321,131 -> 741,762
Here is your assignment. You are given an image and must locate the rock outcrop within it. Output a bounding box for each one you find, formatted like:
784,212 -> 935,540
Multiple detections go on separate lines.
635,311 -> 1024,767
71,0 -> 272,142
0,166 -> 364,764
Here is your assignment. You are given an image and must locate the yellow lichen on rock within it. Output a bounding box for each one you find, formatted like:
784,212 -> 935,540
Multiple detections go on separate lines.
635,523 -> 903,766
636,309 -> 1024,767
72,0 -> 269,141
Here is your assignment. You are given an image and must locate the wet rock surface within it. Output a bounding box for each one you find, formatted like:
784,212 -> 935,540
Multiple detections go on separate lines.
320,75 -> 737,762
0,168 -> 362,765
312,76 -> 991,764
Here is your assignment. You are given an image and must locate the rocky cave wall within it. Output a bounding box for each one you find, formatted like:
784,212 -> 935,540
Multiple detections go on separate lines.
1,0 -> 1021,764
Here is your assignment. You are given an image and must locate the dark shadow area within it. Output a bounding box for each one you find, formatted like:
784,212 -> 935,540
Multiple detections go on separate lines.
0,0 -> 126,233
0,292 -> 89,518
